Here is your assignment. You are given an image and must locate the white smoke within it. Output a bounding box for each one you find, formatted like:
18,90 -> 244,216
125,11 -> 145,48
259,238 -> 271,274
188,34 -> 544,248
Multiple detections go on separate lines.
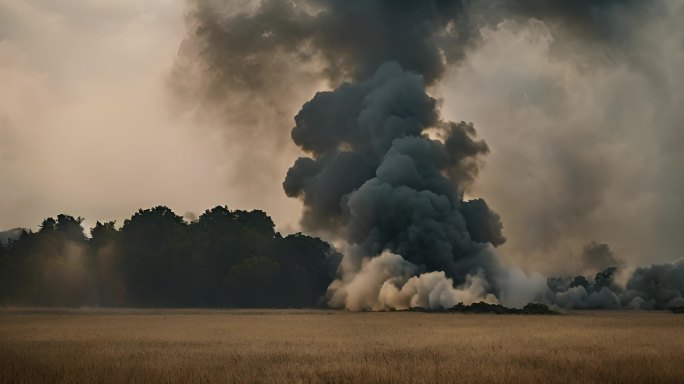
328,251 -> 499,311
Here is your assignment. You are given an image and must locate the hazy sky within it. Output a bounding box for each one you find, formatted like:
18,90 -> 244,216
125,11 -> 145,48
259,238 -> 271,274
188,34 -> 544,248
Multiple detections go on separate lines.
0,0 -> 306,233
439,5 -> 684,272
2,0 -> 683,275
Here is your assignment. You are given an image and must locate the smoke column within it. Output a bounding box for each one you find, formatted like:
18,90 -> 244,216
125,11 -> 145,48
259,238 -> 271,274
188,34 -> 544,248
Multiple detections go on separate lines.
283,60 -> 512,310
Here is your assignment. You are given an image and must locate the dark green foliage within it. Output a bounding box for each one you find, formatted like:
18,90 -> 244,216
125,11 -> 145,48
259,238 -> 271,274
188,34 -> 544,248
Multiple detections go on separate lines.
405,302 -> 559,315
521,303 -> 558,315
671,306 -> 684,314
452,302 -> 558,314
0,206 -> 339,308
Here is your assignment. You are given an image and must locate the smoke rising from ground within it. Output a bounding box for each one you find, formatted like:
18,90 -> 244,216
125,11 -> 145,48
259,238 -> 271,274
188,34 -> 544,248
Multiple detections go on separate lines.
547,261 -> 684,310
283,61 -> 512,309
328,252 -> 498,311
170,0 -> 684,310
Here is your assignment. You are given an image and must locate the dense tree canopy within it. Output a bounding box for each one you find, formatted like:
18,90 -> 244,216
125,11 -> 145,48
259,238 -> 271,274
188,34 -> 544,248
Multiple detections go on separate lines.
0,206 -> 340,308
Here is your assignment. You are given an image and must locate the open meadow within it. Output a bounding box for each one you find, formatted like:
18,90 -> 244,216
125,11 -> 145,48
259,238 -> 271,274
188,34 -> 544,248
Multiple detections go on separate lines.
1,309 -> 683,384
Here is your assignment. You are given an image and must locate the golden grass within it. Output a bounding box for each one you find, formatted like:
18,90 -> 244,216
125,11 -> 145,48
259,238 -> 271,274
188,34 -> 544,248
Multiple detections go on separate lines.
1,309 -> 683,383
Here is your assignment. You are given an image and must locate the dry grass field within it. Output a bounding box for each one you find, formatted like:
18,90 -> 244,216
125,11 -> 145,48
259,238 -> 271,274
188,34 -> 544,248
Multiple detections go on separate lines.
1,309 -> 683,383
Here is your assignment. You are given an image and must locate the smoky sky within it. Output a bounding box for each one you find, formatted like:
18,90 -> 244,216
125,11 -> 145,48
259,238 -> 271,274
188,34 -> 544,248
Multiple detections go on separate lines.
0,0 -> 305,234
165,0 -> 684,310
2,0 -> 684,304
442,0 -> 684,273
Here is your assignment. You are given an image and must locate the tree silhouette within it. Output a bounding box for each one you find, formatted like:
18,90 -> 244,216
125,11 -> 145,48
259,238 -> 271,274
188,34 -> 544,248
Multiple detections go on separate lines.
0,205 -> 339,308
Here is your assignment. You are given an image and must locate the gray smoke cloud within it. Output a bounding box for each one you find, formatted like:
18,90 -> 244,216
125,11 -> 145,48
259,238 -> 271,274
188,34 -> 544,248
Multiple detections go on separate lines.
0,228 -> 23,245
625,261 -> 684,309
174,0 -> 684,310
174,0 -> 475,88
175,0 -> 644,91
283,61 -> 508,308
547,261 -> 684,310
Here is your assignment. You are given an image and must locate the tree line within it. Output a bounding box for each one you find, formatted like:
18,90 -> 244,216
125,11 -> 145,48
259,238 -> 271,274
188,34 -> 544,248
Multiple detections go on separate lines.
0,206 -> 341,308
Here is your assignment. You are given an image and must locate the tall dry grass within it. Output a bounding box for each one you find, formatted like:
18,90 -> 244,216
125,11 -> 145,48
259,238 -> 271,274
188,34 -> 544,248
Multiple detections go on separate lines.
0,309 -> 683,383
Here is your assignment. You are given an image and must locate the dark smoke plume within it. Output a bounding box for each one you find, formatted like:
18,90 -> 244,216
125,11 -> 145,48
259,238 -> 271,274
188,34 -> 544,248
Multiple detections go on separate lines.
175,0 -> 476,92
624,261 -> 684,309
547,260 -> 684,310
176,0 -> 644,94
283,61 -> 506,309
545,240 -> 683,310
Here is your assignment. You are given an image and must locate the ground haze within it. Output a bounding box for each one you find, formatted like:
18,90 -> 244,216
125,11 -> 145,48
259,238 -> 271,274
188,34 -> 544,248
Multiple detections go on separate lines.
1,310 -> 683,383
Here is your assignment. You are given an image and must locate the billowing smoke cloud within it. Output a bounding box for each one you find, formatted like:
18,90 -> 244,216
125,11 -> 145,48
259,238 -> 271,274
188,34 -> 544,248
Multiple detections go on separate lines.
547,261 -> 684,310
327,252 -> 498,311
176,0 -> 644,91
283,61 -> 513,309
174,0 -> 475,88
625,261 -> 684,309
